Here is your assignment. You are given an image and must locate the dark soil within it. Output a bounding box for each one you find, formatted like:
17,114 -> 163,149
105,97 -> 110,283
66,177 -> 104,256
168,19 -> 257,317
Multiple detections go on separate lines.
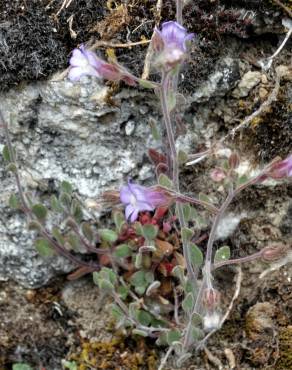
0,0 -> 290,91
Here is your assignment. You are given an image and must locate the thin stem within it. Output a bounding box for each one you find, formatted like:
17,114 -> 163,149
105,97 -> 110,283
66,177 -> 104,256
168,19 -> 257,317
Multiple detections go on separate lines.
172,190 -> 219,213
159,71 -> 196,284
183,186 -> 234,349
40,227 -> 100,269
204,186 -> 234,288
160,71 -> 179,188
268,28 -> 292,60
213,251 -> 262,270
158,346 -> 174,370
176,0 -> 183,25
155,185 -> 219,213
173,0 -> 184,92
1,111 -> 30,213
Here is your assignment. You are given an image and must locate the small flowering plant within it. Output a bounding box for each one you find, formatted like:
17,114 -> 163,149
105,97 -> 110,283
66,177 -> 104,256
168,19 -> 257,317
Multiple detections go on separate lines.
1,13 -> 291,370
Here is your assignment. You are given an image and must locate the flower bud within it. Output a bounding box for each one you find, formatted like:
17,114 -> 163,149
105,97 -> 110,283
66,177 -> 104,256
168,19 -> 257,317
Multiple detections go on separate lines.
261,244 -> 288,262
152,21 -> 194,70
228,152 -> 240,169
210,168 -> 227,182
265,154 -> 292,180
202,288 -> 221,310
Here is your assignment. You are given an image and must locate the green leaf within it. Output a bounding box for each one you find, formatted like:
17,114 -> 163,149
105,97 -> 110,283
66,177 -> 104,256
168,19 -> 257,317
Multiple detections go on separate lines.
52,227 -> 65,246
100,267 -> 117,284
139,79 -> 156,89
182,203 -> 191,222
214,246 -> 231,263
145,271 -> 154,284
92,271 -> 99,286
71,199 -> 83,223
50,195 -> 63,213
166,329 -> 181,345
156,332 -> 168,346
189,243 -> 204,267
59,192 -> 71,209
99,229 -> 118,243
62,360 -> 78,370
137,310 -> 152,326
178,150 -> 188,164
8,194 -> 20,209
142,224 -> 158,240
111,303 -> 124,320
130,270 -> 146,287
190,326 -> 204,342
167,91 -> 177,111
113,211 -> 126,233
134,253 -> 143,269
135,286 -> 146,295
34,238 -> 54,257
182,292 -> 194,314
191,312 -> 202,326
172,265 -> 185,284
28,221 -> 42,232
81,222 -> 94,242
61,180 -> 73,194
67,233 -> 80,251
32,204 -> 48,221
158,174 -> 173,189
132,329 -> 148,337
12,364 -> 33,370
199,192 -> 212,203
117,285 -> 129,300
237,174 -> 248,186
99,279 -> 115,292
134,222 -> 143,236
93,268 -> 117,290
149,118 -> 161,140
2,145 -> 11,162
114,244 -> 132,258
181,227 -> 194,244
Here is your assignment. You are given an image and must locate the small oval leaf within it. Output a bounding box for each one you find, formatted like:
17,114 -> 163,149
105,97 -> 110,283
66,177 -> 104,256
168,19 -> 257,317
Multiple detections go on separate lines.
34,238 -> 54,257
214,246 -> 231,263
32,204 -> 48,221
99,229 -> 118,243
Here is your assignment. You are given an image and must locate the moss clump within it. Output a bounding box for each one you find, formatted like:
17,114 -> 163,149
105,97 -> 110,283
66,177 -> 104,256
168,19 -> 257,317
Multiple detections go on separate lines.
69,337 -> 157,370
276,326 -> 292,370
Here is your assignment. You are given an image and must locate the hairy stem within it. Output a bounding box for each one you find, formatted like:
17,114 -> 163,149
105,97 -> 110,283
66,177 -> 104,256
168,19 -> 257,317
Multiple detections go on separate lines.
204,186 -> 234,289
213,251 -> 262,270
160,71 -> 196,283
183,187 -> 234,349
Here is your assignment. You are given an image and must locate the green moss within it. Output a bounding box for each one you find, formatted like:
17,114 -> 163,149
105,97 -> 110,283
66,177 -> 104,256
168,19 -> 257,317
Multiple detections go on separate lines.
276,326 -> 292,370
69,336 -> 157,370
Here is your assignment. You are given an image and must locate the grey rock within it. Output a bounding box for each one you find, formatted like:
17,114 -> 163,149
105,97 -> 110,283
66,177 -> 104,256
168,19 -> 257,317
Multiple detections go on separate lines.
0,75 -> 160,287
190,57 -> 240,103
232,71 -> 262,98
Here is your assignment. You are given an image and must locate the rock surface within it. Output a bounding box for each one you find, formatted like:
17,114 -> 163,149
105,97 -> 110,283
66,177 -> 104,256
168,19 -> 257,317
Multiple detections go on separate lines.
0,76 -> 160,287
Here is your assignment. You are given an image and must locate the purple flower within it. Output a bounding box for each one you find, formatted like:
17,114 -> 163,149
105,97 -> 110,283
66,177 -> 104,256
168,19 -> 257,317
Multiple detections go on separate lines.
267,154 -> 292,179
68,45 -> 102,81
120,181 -> 167,222
153,21 -> 194,68
68,45 -> 137,85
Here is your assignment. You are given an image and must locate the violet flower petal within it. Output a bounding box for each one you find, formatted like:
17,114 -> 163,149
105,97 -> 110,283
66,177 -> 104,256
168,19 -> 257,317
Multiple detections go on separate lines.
125,204 -> 135,220
120,185 -> 132,203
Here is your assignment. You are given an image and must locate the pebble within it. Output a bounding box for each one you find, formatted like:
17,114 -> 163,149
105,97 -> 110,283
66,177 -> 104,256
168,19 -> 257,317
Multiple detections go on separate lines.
232,71 -> 262,98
